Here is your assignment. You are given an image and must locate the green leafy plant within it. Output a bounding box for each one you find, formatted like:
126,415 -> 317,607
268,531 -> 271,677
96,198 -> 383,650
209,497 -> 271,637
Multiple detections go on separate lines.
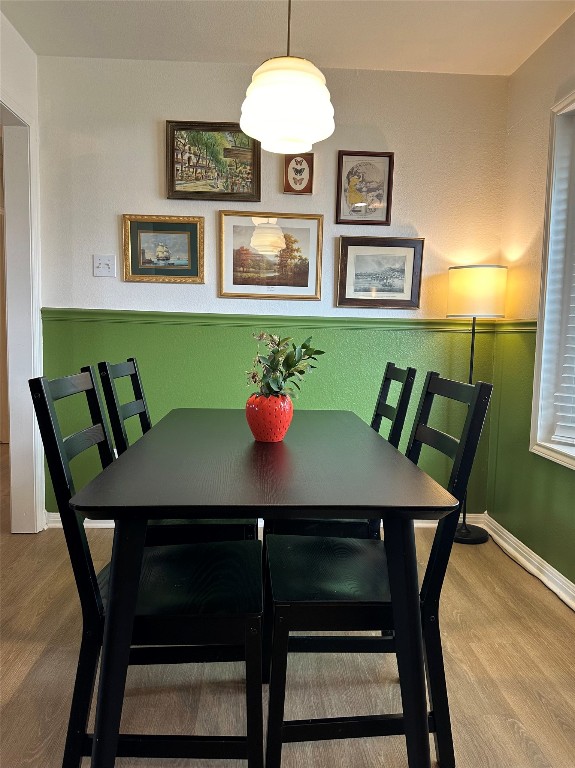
247,332 -> 324,398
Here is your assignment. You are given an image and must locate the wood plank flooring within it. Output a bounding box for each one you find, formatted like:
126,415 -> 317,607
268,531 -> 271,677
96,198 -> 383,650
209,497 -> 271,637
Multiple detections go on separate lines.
1,442 -> 574,767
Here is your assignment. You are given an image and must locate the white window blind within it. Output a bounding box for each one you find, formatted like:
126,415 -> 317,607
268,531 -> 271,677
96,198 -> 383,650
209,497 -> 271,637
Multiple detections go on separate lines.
531,91 -> 575,470
552,262 -> 575,445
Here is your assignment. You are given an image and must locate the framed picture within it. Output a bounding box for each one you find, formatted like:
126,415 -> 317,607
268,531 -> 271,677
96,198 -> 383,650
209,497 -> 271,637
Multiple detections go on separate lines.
166,121 -> 261,201
337,236 -> 423,308
123,214 -> 204,284
283,153 -> 314,194
219,210 -> 323,300
336,150 -> 394,225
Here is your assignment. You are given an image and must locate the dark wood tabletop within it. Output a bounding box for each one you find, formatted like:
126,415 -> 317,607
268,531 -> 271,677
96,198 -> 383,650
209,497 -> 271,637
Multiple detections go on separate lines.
70,408 -> 458,521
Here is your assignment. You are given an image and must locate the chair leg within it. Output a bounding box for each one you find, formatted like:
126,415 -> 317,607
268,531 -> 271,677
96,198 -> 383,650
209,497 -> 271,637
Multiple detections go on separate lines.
62,628 -> 102,768
423,615 -> 455,768
245,618 -> 264,768
265,608 -> 290,768
262,543 -> 273,684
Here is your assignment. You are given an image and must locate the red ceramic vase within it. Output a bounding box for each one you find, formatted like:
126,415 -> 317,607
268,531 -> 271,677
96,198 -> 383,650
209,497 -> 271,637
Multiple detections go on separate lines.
245,394 -> 294,442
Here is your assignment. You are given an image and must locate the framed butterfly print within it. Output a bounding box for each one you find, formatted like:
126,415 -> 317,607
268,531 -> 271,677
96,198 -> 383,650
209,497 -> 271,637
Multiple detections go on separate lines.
283,153 -> 314,194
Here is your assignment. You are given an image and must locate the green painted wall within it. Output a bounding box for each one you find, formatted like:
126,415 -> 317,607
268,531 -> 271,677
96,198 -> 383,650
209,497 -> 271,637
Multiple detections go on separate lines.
42,308 -> 575,582
41,308 -> 495,517
488,328 -> 575,582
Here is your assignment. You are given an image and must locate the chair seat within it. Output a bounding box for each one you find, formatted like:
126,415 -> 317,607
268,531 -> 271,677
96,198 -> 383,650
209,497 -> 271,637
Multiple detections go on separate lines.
98,540 -> 263,616
266,518 -> 378,539
267,534 -> 391,604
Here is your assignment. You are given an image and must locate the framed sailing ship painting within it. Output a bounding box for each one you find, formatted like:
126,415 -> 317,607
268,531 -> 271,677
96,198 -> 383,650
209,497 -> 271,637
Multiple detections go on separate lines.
166,121 -> 261,201
122,214 -> 204,284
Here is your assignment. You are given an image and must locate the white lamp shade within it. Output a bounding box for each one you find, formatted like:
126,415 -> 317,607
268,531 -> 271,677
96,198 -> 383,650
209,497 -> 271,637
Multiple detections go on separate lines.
447,265 -> 508,318
250,218 -> 286,255
240,56 -> 335,154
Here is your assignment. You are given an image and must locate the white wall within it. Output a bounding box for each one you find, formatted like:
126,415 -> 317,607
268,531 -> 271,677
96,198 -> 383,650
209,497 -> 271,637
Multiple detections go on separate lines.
38,57 -> 507,318
502,13 -> 575,320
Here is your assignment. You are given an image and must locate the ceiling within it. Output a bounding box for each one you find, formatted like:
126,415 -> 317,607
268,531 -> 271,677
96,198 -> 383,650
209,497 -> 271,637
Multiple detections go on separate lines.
2,0 -> 574,76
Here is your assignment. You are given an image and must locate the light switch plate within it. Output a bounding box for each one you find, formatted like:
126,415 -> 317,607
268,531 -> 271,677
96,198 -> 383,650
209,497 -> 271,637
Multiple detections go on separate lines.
93,254 -> 116,277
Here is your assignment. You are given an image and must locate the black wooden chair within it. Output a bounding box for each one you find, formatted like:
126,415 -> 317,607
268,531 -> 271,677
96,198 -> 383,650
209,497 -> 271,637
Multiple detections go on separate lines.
29,367 -> 263,768
263,362 -> 416,543
264,372 -> 493,768
98,357 -> 258,545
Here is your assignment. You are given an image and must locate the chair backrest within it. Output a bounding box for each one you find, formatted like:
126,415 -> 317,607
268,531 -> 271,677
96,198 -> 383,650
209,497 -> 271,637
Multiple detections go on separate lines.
370,362 -> 417,448
29,367 -> 114,622
405,371 -> 493,609
98,357 -> 152,455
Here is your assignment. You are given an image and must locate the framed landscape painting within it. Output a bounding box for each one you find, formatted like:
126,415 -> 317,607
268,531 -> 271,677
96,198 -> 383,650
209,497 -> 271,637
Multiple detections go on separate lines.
219,210 -> 323,300
336,150 -> 394,225
166,121 -> 261,201
337,236 -> 423,308
123,214 -> 204,284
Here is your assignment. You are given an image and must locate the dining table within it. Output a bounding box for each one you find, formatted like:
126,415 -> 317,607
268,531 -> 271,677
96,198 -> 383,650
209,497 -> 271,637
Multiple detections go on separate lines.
69,407 -> 459,768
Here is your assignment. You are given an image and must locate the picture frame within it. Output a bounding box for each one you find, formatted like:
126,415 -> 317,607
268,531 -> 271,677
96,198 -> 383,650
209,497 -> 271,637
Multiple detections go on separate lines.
122,214 -> 204,284
283,153 -> 314,194
337,236 -> 423,308
219,210 -> 323,300
336,150 -> 394,225
166,121 -> 261,201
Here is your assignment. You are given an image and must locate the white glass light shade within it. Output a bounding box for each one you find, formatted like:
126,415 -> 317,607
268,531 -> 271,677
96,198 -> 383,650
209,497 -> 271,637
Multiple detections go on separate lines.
240,56 -> 335,154
250,218 -> 286,256
447,265 -> 508,318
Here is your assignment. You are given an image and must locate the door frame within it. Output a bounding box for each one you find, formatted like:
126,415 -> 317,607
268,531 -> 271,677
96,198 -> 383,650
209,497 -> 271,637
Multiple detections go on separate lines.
1,94 -> 45,533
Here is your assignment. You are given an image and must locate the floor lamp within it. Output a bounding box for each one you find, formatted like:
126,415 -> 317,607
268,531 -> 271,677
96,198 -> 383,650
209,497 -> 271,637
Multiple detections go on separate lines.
447,264 -> 507,544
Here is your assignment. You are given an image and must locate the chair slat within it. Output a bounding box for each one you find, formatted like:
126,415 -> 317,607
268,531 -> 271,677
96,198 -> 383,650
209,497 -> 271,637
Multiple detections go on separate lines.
108,360 -> 136,378
64,424 -> 108,462
414,424 -> 459,460
121,400 -> 146,420
49,371 -> 93,401
428,375 -> 473,404
376,402 -> 396,422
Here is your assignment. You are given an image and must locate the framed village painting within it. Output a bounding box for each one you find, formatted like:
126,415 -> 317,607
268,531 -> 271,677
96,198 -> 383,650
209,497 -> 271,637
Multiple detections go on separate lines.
166,121 -> 261,201
219,211 -> 323,300
336,150 -> 394,225
123,214 -> 204,284
337,236 -> 423,308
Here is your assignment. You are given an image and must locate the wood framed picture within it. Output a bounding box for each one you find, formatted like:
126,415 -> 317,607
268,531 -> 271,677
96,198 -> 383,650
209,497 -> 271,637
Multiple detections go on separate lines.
166,121 -> 261,201
219,210 -> 323,300
123,214 -> 204,284
283,153 -> 314,194
337,236 -> 423,308
336,150 -> 394,225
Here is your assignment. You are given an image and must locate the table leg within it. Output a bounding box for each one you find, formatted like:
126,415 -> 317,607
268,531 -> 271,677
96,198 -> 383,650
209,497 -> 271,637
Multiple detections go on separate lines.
384,517 -> 431,768
91,518 -> 147,768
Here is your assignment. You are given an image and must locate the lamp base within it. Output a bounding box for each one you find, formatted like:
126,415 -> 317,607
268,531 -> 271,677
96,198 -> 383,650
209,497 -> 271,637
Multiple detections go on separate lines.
454,522 -> 489,545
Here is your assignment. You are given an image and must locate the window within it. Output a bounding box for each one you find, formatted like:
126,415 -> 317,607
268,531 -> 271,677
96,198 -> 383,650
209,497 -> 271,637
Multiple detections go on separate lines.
531,91 -> 575,469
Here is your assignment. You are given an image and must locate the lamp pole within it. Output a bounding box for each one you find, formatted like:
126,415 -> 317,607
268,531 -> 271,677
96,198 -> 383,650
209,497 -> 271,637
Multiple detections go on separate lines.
454,315 -> 489,544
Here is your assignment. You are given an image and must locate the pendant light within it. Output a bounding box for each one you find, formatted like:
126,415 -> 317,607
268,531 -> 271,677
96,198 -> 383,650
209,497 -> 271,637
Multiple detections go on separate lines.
250,217 -> 286,256
240,0 -> 335,154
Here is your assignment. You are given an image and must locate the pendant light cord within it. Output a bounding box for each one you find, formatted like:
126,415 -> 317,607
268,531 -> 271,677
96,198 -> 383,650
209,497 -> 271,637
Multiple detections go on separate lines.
286,0 -> 292,56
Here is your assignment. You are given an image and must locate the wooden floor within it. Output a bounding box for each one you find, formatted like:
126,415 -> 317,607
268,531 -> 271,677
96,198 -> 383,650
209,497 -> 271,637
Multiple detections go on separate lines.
1,442 -> 575,768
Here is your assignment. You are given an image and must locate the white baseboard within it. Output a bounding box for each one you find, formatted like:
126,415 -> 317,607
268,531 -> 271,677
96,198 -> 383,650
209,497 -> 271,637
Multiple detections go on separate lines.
48,511 -> 575,612
481,513 -> 575,612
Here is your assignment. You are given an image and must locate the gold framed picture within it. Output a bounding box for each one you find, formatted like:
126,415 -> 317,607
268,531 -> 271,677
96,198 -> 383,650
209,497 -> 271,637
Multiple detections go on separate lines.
219,210 -> 323,300
122,214 -> 204,284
